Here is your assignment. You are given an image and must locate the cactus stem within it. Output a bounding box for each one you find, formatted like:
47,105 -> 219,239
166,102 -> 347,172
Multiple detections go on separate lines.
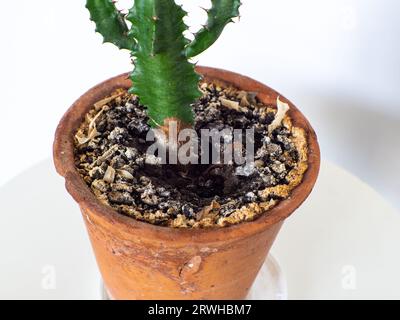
185,0 -> 242,58
86,0 -> 241,129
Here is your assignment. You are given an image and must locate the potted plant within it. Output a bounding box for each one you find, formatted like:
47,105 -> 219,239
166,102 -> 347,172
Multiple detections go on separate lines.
54,0 -> 320,300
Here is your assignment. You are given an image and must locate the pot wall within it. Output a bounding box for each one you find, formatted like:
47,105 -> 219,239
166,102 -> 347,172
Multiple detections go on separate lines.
83,203 -> 282,299
54,67 -> 320,300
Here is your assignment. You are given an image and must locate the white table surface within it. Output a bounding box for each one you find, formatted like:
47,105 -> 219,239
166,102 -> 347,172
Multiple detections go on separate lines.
0,159 -> 399,300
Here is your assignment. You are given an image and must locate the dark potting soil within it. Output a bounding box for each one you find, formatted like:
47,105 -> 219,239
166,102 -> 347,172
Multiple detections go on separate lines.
74,82 -> 308,228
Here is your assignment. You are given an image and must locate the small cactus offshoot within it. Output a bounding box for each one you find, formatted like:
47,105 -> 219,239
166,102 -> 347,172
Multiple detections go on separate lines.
86,0 -> 241,130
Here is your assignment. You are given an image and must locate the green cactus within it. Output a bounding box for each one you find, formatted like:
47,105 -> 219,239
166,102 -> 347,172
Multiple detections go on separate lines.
86,0 -> 136,50
185,0 -> 242,58
86,0 -> 241,128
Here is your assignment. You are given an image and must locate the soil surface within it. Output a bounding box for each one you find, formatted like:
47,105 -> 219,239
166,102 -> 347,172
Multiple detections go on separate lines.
74,82 -> 308,228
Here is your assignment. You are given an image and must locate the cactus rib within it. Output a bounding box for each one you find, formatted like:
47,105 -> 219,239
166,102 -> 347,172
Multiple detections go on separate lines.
86,0 -> 136,50
185,0 -> 242,58
127,0 -> 201,127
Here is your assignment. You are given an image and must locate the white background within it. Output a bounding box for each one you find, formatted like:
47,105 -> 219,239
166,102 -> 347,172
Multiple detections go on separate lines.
0,0 -> 399,210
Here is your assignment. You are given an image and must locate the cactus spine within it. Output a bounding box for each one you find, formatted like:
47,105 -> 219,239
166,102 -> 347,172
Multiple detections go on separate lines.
185,0 -> 242,58
86,0 -> 136,50
86,0 -> 241,128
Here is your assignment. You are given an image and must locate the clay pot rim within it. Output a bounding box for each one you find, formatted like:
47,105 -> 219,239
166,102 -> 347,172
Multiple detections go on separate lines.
53,66 -> 320,243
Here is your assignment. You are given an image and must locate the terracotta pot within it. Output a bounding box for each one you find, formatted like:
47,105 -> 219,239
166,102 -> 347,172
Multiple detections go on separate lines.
53,67 -> 320,300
